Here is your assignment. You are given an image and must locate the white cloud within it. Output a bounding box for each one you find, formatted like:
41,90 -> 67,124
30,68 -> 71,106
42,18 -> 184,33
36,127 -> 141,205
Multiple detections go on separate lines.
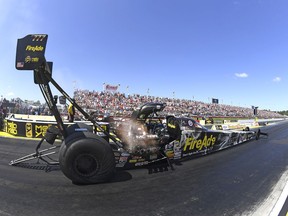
235,73 -> 248,78
273,77 -> 281,82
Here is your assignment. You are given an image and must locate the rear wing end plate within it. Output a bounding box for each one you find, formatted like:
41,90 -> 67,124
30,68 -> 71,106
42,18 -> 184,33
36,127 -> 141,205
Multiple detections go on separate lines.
15,34 -> 48,70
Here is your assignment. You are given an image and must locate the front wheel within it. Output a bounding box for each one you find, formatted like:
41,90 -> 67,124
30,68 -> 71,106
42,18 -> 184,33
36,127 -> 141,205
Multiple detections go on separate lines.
59,133 -> 115,184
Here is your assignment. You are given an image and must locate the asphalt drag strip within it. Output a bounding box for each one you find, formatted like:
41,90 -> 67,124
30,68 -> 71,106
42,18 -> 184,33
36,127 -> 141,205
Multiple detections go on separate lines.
0,121 -> 288,216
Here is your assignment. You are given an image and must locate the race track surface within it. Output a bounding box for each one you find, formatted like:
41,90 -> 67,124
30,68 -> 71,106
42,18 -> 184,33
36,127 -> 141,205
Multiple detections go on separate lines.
0,121 -> 288,216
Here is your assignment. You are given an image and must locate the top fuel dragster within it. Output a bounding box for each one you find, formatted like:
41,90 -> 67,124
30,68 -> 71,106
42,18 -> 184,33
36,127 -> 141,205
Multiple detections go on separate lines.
11,34 -> 267,184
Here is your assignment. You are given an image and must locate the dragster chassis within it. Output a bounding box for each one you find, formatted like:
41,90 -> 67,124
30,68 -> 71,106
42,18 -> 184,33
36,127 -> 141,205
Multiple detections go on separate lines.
10,34 -> 268,184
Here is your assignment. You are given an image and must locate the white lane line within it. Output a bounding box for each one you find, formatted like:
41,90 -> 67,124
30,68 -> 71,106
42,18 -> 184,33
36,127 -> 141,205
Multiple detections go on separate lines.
251,168 -> 288,216
269,173 -> 288,216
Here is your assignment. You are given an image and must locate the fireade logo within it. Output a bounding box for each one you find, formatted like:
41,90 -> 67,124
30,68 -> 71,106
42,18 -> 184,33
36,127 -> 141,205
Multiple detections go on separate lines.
183,135 -> 217,151
26,45 -> 44,52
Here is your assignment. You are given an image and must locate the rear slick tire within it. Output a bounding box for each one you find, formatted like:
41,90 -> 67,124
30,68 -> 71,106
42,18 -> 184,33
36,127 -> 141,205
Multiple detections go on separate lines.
59,133 -> 115,185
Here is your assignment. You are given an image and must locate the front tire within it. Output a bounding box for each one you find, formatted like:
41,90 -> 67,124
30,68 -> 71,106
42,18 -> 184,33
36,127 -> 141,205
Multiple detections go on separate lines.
59,132 -> 115,184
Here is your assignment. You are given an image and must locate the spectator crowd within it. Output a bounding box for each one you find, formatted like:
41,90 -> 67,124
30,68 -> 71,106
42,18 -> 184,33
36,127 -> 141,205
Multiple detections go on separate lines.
73,89 -> 285,119
0,89 -> 285,121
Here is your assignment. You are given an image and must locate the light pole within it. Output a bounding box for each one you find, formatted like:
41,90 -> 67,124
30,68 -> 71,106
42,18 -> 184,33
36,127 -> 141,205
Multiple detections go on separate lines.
126,86 -> 129,96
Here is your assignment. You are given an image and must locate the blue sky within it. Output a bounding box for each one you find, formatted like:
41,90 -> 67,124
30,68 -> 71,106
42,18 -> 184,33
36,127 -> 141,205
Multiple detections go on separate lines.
0,0 -> 287,111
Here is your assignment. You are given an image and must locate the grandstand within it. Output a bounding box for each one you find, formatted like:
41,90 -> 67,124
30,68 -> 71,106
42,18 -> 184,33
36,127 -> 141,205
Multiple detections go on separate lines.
0,89 -> 285,120
73,89 -> 284,119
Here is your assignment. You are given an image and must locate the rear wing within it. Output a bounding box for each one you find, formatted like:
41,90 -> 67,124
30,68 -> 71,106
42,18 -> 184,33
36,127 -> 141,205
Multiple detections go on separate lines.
14,34 -> 67,137
15,34 -> 48,70
14,34 -> 123,147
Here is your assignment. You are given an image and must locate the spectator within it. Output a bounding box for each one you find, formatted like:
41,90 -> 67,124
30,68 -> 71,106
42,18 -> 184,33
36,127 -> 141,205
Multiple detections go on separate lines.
68,100 -> 75,122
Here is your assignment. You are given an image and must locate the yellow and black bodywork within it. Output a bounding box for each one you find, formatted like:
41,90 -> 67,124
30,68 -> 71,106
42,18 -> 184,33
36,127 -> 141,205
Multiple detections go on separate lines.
111,102 -> 259,170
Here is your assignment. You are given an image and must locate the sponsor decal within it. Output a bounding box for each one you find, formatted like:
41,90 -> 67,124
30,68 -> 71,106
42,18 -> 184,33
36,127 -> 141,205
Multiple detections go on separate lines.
173,140 -> 182,159
25,56 -> 31,63
35,124 -> 50,138
25,45 -> 44,52
129,159 -> 137,163
167,123 -> 176,128
188,120 -> 193,127
31,57 -> 39,62
16,62 -> 24,68
115,153 -> 127,167
121,153 -> 130,157
183,134 -> 217,151
31,34 -> 47,41
165,150 -> 174,158
25,123 -> 32,138
165,140 -> 182,159
25,56 -> 39,63
7,122 -> 17,135
119,156 -> 128,163
129,156 -> 146,164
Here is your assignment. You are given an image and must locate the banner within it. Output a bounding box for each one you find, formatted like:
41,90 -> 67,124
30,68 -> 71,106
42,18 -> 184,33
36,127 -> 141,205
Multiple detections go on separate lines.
104,84 -> 119,92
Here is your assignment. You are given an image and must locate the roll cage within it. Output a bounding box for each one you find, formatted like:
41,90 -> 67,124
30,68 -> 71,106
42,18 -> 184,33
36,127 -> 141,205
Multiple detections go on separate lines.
131,103 -> 166,120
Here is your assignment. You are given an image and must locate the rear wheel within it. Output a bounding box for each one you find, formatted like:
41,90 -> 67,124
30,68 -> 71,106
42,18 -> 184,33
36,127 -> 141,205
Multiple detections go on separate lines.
59,132 -> 115,184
